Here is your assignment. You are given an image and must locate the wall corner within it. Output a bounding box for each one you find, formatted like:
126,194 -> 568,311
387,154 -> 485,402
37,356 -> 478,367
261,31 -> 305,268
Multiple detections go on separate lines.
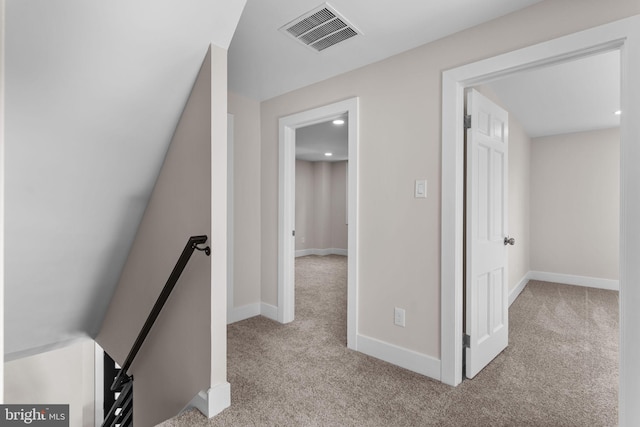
187,382 -> 231,419
208,42 -> 229,390
0,0 -> 6,404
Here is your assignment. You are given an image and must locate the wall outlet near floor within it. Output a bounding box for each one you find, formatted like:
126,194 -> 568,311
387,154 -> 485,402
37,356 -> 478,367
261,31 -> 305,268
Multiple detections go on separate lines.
394,307 -> 406,327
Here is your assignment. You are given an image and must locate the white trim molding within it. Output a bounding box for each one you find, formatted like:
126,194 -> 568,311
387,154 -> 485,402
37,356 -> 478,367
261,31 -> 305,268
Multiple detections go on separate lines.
260,303 -> 279,322
278,97 -> 359,350
295,248 -> 348,257
94,342 -> 104,426
187,382 -> 231,419
509,273 -> 531,306
509,270 -> 619,308
529,271 -> 619,291
227,302 -> 280,324
227,303 -> 261,324
356,334 -> 441,381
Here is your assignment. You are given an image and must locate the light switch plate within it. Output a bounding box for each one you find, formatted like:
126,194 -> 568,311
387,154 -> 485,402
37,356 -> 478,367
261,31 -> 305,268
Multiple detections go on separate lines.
394,307 -> 406,327
415,179 -> 427,198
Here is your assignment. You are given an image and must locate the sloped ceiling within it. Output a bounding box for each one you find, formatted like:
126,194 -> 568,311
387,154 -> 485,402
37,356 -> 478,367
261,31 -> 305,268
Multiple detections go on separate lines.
4,0 -> 246,358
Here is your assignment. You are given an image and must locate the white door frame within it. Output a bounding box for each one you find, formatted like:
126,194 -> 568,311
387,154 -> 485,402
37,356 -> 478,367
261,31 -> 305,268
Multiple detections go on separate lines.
440,16 -> 640,425
227,114 -> 234,316
94,342 -> 104,426
278,97 -> 359,349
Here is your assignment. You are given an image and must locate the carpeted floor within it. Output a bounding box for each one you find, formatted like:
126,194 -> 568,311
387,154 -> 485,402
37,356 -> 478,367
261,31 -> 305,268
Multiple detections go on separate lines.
161,255 -> 618,426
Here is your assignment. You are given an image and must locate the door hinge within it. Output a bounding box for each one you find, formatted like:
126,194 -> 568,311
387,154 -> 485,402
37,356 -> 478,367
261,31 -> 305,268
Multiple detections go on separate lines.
292,230 -> 296,237
464,115 -> 471,129
463,334 -> 470,348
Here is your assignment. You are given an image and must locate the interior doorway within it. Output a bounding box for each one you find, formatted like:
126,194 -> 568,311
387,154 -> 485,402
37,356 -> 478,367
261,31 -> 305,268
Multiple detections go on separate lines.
461,48 -> 621,380
294,117 -> 349,259
278,97 -> 359,350
440,16 -> 640,425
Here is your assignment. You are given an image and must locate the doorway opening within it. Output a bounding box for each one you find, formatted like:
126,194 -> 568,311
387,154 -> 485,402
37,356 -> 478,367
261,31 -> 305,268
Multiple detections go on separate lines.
294,116 -> 349,259
441,16 -> 640,425
278,97 -> 359,350
461,48 -> 621,382
294,116 -> 350,341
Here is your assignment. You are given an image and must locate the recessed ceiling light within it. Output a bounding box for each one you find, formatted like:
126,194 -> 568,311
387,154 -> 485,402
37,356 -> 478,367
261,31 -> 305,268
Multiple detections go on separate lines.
615,110 -> 622,115
324,152 -> 333,157
332,119 -> 345,125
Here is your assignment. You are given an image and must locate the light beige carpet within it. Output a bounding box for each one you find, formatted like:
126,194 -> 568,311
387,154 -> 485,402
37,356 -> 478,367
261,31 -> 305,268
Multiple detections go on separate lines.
161,255 -> 618,426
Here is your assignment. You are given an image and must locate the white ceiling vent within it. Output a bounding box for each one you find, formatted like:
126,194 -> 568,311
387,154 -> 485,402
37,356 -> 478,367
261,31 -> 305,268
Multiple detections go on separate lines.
279,3 -> 360,52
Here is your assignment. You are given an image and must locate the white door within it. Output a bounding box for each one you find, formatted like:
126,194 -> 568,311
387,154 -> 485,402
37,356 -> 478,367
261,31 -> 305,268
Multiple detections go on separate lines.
465,89 -> 510,379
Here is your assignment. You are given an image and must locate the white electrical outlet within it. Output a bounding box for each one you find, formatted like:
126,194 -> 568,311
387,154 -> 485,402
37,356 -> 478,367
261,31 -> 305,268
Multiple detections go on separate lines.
394,307 -> 406,327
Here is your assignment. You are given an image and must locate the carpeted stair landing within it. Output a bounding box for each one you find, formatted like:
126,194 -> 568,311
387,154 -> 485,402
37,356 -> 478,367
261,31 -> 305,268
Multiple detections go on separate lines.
161,255 -> 618,426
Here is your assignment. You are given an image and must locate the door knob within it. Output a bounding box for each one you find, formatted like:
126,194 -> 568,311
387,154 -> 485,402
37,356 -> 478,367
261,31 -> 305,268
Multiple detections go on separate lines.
504,236 -> 515,246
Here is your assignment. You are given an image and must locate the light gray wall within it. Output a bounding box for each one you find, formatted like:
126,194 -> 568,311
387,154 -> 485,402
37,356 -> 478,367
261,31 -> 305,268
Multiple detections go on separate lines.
507,111 -> 531,292
314,162 -> 332,250
228,92 -> 262,309
97,48 -> 215,426
330,161 -> 348,250
259,0 -> 640,359
4,340 -> 95,427
531,128 -> 619,279
295,160 -> 315,251
0,0 -> 5,399
295,160 -> 348,253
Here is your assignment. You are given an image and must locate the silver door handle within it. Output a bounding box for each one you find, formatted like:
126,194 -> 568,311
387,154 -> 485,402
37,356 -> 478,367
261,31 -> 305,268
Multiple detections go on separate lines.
504,236 -> 515,246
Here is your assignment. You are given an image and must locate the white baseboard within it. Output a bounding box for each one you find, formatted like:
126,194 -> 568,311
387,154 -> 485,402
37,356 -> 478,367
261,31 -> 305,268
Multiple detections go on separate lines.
260,303 -> 279,321
295,248 -> 315,257
295,248 -> 347,257
227,302 -> 280,324
188,382 -> 230,419
227,303 -> 261,324
508,271 -> 618,307
529,271 -> 619,291
356,334 -> 441,381
509,273 -> 531,306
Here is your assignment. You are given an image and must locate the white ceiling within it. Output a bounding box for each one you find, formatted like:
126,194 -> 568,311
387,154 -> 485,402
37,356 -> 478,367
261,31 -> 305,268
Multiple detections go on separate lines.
486,50 -> 620,138
296,116 -> 348,162
228,0 -> 544,101
230,0 -> 619,143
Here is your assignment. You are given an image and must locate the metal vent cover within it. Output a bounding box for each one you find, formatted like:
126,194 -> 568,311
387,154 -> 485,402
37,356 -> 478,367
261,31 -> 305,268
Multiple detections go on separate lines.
279,3 -> 360,52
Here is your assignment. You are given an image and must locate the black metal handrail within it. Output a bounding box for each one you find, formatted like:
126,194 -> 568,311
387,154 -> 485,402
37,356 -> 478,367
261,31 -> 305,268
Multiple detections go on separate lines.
110,235 -> 211,392
103,381 -> 133,427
